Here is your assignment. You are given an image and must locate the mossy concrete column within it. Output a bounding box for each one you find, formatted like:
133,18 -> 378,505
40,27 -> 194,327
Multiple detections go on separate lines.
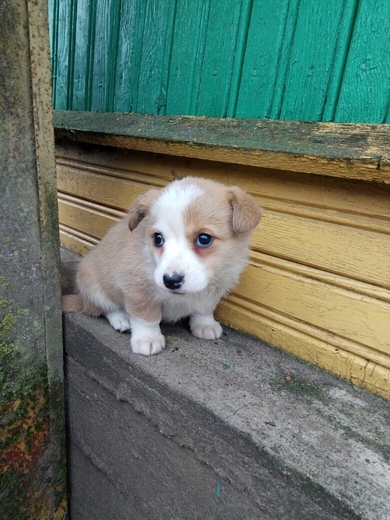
0,0 -> 67,518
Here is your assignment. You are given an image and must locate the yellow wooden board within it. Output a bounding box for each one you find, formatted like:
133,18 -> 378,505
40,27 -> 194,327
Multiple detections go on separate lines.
56,142 -> 390,399
57,146 -> 390,290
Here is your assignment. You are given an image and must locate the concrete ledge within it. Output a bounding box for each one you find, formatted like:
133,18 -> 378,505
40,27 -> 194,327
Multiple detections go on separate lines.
62,250 -> 390,519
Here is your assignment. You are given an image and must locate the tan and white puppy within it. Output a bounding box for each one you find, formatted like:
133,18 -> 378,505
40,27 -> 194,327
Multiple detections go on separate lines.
63,177 -> 263,356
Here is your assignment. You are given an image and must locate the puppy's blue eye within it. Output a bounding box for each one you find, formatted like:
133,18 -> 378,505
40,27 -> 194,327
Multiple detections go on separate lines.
153,233 -> 164,247
196,234 -> 213,247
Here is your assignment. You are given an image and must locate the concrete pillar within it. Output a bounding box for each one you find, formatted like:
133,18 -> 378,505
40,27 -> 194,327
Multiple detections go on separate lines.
0,0 -> 67,517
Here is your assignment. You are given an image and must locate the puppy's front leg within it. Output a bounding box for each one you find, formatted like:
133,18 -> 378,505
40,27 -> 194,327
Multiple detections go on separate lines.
130,316 -> 165,356
190,313 -> 223,340
106,310 -> 131,332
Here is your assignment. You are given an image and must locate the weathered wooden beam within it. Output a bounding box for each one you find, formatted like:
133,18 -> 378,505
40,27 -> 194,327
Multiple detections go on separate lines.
54,111 -> 390,183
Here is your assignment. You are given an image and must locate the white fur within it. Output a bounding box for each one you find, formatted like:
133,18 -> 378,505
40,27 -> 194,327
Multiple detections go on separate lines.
152,182 -> 203,215
151,183 -> 208,293
106,311 -> 131,332
130,316 -> 165,356
190,313 -> 223,340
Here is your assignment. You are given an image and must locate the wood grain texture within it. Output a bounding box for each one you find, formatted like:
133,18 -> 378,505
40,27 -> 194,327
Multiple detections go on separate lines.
49,0 -> 390,123
278,0 -> 355,121
54,111 -> 390,183
56,148 -> 390,291
236,0 -> 290,118
335,0 -> 390,124
50,0 -> 71,109
55,142 -> 390,398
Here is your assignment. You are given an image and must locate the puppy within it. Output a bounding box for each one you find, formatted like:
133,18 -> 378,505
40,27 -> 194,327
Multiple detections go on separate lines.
62,177 -> 263,356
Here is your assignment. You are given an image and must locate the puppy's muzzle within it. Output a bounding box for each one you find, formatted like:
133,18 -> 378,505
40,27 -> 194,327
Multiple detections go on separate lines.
163,272 -> 184,291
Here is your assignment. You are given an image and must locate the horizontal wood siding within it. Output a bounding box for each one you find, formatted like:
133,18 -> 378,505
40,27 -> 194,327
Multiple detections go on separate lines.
49,0 -> 390,123
56,141 -> 390,399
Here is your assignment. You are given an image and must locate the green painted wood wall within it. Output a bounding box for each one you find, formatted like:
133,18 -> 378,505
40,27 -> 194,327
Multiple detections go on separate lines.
49,0 -> 390,123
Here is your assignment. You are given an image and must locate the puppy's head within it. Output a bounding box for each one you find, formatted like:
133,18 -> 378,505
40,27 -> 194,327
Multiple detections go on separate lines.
128,178 -> 263,295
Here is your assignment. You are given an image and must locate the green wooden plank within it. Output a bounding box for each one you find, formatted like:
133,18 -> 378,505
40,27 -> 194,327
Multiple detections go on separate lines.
53,111 -> 389,168
196,0 -> 245,117
72,0 -> 92,110
134,0 -> 177,115
113,0 -> 137,112
52,0 -> 72,109
48,0 -> 390,123
84,0 -> 97,110
225,0 -> 254,117
279,0 -> 349,121
165,0 -> 210,115
126,0 -> 147,112
66,0 -> 78,110
335,0 -> 390,123
322,0 -> 359,122
48,0 -> 58,107
235,0 -> 290,118
106,0 -> 122,112
90,0 -> 112,111
268,0 -> 300,119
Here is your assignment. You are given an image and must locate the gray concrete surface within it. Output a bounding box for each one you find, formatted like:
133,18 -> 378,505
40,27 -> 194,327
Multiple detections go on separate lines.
62,249 -> 390,520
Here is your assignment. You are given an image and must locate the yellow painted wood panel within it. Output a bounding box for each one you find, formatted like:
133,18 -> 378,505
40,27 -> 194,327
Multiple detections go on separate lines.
59,224 -> 98,256
56,143 -> 390,399
257,212 -> 390,290
58,196 -> 123,239
236,255 -> 390,355
57,156 -> 390,290
56,143 -> 390,220
220,292 -> 390,370
56,161 -> 168,210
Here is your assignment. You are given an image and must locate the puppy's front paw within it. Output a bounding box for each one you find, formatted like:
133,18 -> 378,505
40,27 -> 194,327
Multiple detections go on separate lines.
190,314 -> 223,340
106,311 -> 131,332
131,333 -> 166,356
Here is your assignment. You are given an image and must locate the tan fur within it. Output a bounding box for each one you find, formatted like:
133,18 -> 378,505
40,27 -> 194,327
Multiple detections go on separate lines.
128,188 -> 161,231
63,177 -> 263,355
62,294 -> 104,317
228,186 -> 263,234
62,294 -> 84,313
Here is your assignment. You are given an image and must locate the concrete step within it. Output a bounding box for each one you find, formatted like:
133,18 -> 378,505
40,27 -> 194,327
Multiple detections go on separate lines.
61,249 -> 390,520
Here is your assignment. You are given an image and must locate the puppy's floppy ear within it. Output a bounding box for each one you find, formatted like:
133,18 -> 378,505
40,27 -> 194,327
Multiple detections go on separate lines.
128,188 -> 160,231
228,187 -> 263,234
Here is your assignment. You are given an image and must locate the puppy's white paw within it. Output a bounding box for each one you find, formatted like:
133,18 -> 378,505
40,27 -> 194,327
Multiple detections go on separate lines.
131,333 -> 166,356
190,314 -> 223,340
130,317 -> 165,356
106,311 -> 131,332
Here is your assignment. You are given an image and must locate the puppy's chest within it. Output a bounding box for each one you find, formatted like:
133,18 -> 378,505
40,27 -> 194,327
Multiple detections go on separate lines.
161,299 -> 196,322
160,294 -> 211,322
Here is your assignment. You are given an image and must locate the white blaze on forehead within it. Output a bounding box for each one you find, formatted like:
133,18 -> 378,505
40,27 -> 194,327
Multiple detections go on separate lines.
150,181 -> 209,293
151,182 -> 204,218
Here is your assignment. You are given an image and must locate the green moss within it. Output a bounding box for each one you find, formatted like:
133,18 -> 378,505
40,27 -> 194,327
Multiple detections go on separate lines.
0,314 -> 16,358
340,425 -> 390,463
271,374 -> 327,403
0,299 -> 13,308
0,276 -> 10,290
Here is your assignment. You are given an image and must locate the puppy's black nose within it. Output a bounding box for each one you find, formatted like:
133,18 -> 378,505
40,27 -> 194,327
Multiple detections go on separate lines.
163,272 -> 184,290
